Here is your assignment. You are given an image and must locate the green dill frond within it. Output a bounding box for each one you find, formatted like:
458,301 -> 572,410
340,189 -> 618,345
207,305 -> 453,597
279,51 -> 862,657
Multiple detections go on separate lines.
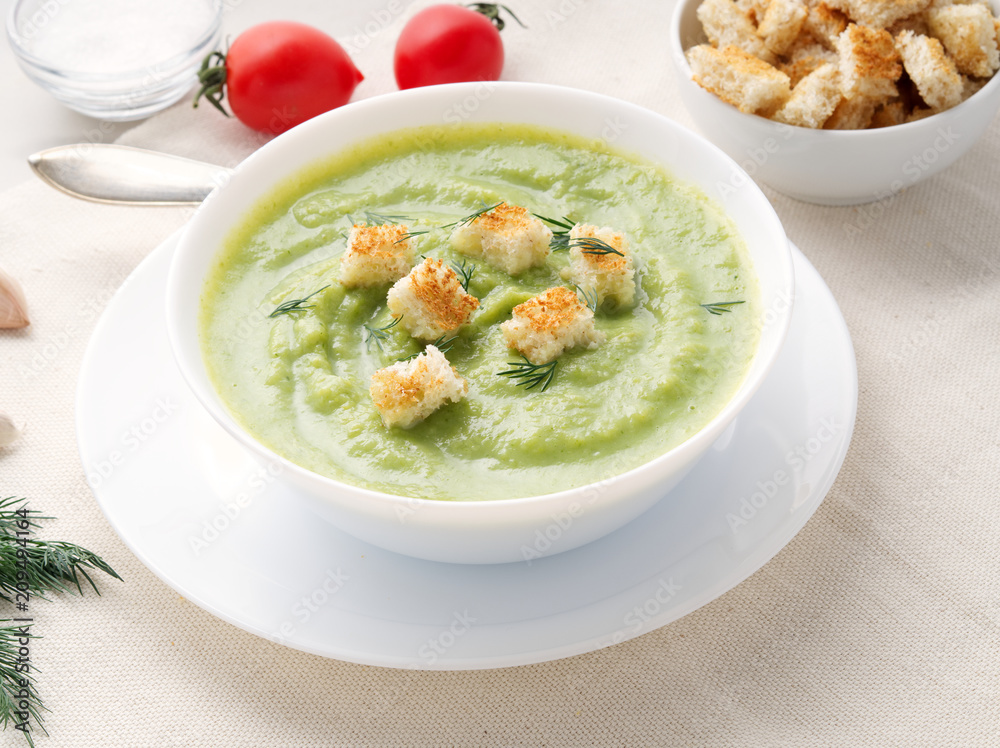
497,357 -> 558,392
449,259 -> 476,291
700,301 -> 745,315
268,286 -> 330,318
364,316 -> 403,352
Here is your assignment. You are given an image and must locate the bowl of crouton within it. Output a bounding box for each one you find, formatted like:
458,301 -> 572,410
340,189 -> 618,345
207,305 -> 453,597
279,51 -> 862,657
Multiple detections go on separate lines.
166,82 -> 793,564
671,0 -> 1000,205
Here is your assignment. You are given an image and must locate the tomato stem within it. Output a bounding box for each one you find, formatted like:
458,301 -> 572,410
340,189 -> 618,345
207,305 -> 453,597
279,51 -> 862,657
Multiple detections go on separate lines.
466,3 -> 526,31
193,50 -> 230,117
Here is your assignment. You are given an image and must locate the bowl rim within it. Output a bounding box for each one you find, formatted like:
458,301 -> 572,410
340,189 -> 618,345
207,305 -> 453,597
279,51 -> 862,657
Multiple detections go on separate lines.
669,0 -> 1000,137
6,0 -> 223,80
166,80 -> 794,513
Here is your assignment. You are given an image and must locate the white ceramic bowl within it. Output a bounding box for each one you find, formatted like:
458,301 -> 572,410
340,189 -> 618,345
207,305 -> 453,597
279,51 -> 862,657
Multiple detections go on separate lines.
166,82 -> 793,565
670,0 -> 1000,205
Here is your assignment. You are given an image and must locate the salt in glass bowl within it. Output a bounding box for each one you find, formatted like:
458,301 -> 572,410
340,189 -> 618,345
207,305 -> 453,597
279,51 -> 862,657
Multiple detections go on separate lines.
6,0 -> 222,121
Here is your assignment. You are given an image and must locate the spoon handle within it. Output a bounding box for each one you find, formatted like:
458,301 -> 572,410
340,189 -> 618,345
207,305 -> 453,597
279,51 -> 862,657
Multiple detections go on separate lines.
27,144 -> 233,206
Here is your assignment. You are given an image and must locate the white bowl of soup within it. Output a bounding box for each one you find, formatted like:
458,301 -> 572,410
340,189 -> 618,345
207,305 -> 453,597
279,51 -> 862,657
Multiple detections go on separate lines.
166,82 -> 793,565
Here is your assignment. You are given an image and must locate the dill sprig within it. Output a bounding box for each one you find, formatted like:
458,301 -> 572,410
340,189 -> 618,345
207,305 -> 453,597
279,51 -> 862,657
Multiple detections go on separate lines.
449,259 -> 476,291
534,213 -> 574,250
497,357 -> 558,392
574,285 -> 599,313
0,497 -> 121,745
534,216 -> 623,256
0,498 -> 45,537
268,286 -> 330,318
393,229 -> 430,244
364,316 -> 402,352
0,621 -> 46,746
361,211 -> 408,225
570,236 -> 624,257
397,335 -> 459,363
442,202 -> 504,230
0,540 -> 123,602
700,301 -> 745,315
0,498 -> 121,601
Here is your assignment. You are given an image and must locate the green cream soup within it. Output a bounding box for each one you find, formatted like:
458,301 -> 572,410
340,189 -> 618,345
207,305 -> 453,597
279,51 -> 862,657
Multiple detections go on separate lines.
201,123 -> 759,501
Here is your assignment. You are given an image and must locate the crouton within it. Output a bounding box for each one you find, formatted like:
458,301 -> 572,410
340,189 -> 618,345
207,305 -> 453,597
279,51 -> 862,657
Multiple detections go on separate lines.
688,44 -> 792,114
962,73 -> 989,99
450,203 -> 552,275
837,24 -> 902,99
826,0 -> 933,28
339,223 -> 416,288
906,105 -> 937,120
758,0 -> 810,55
804,3 -> 850,49
386,258 -> 479,340
895,30 -> 964,109
369,345 -> 468,429
697,0 -> 778,63
871,99 -> 909,126
779,39 -> 839,85
927,4 -> 1000,77
773,63 -> 844,126
823,93 -> 880,128
735,0 -> 768,24
562,224 -> 636,308
888,12 -> 932,37
501,286 -> 605,365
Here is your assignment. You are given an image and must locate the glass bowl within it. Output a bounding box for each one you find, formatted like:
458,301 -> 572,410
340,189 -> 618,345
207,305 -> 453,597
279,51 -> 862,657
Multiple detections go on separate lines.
6,0 -> 222,121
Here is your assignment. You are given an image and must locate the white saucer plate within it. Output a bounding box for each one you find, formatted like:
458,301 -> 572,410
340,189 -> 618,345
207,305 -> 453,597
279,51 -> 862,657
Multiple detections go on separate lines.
76,233 -> 857,670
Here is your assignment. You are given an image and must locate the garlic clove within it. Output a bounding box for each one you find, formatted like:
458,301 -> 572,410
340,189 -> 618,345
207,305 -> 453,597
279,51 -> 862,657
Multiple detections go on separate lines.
0,266 -> 30,329
0,412 -> 22,448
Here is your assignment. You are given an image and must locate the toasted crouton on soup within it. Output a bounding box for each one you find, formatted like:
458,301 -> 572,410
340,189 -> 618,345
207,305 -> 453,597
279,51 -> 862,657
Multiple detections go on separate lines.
450,202 -> 552,275
563,224 -> 636,308
501,286 -> 605,366
687,44 -> 793,114
387,258 -> 479,340
369,345 -> 467,429
340,223 -> 416,288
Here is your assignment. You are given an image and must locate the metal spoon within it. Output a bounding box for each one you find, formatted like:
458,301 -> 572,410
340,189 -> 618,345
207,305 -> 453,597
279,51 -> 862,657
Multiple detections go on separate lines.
27,144 -> 233,206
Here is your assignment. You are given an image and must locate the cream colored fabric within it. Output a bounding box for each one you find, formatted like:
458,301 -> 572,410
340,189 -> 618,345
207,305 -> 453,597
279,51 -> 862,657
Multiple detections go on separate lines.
2,0 -> 999,745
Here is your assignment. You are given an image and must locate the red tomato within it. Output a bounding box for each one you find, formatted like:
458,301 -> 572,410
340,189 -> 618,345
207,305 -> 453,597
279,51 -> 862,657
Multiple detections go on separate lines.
195,21 -> 363,134
394,5 -> 511,89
